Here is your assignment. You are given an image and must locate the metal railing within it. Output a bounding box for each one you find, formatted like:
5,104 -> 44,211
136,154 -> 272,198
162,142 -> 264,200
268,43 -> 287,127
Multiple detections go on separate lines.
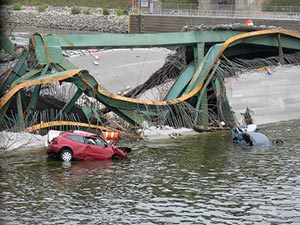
143,3 -> 300,19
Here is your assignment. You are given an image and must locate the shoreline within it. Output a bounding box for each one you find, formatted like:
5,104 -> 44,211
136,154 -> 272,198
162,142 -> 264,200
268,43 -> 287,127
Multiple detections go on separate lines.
2,5 -> 128,33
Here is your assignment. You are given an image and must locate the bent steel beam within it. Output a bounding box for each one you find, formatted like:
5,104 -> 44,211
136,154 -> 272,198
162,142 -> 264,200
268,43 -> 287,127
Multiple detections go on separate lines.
1,29 -> 300,131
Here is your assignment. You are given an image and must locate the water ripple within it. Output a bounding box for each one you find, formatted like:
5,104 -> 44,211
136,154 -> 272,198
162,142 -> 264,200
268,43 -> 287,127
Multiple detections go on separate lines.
1,120 -> 300,224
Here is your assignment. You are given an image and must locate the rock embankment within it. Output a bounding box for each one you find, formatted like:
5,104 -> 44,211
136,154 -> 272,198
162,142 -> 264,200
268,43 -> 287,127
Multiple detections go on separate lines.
2,5 -> 128,33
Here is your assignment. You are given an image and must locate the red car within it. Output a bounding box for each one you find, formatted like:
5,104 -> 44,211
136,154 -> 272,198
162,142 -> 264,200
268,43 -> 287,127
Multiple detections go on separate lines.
46,130 -> 131,161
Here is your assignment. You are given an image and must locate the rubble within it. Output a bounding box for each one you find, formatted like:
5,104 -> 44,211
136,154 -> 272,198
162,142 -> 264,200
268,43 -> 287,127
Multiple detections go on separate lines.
2,5 -> 128,33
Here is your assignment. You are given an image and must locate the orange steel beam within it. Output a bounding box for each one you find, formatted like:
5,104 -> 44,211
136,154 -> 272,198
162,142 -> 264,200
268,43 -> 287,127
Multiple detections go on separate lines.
39,33 -> 51,63
94,29 -> 300,106
0,69 -> 81,108
25,121 -> 108,132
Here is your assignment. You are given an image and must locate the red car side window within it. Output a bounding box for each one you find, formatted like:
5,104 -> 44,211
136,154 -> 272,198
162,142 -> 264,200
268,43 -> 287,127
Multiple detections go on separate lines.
66,135 -> 85,144
94,137 -> 106,147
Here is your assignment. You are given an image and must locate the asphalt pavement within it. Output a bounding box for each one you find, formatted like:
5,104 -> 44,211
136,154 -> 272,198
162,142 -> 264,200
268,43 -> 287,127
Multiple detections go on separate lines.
68,48 -> 170,94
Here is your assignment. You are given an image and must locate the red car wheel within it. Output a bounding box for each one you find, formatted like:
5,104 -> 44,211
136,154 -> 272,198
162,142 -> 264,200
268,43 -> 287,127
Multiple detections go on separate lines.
112,154 -> 122,161
59,148 -> 73,161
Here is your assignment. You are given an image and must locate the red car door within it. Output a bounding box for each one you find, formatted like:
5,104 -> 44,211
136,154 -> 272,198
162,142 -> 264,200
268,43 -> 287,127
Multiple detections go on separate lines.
63,134 -> 86,160
84,137 -> 114,160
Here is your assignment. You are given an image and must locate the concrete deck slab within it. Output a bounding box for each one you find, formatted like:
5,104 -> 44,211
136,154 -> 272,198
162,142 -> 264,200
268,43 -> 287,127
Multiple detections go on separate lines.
68,48 -> 170,94
225,65 -> 300,125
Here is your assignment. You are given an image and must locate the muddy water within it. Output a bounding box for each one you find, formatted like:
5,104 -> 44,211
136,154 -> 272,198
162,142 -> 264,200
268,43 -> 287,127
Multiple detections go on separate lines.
1,120 -> 300,224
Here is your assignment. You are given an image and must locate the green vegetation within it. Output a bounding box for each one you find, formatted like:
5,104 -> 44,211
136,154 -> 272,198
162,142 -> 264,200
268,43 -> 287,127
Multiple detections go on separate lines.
122,9 -> 128,15
102,7 -> 110,16
71,6 -> 81,14
116,8 -> 128,16
12,3 -> 22,10
6,0 -> 197,6
37,3 -> 47,12
6,0 -> 300,11
160,0 -> 198,3
83,9 -> 91,15
7,0 -> 130,8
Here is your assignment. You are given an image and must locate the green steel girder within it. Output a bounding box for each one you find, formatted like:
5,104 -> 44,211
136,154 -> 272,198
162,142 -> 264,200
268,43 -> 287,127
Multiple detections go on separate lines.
194,43 -> 205,66
3,50 -> 29,91
223,34 -> 300,59
279,35 -> 300,50
278,34 -> 284,64
43,31 -> 243,49
0,101 -> 10,125
26,85 -> 41,115
213,78 -> 222,120
164,63 -> 195,100
0,35 -> 17,57
199,90 -> 209,128
228,33 -> 300,50
16,92 -> 24,129
223,45 -> 277,58
114,108 -> 152,126
2,29 -> 300,130
194,60 -> 220,125
55,88 -> 83,120
183,44 -> 223,95
11,69 -> 41,88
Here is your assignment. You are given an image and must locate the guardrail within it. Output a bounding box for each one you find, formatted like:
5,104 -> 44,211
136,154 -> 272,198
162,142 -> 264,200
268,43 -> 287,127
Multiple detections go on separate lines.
139,3 -> 300,19
155,9 -> 300,19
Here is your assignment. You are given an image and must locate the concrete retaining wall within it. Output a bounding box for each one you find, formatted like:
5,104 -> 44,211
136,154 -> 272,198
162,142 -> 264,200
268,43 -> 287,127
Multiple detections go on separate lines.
129,14 -> 300,33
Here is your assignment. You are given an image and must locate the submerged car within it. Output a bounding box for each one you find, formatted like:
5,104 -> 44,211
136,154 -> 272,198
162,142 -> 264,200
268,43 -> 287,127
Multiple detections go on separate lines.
46,130 -> 131,161
231,124 -> 272,147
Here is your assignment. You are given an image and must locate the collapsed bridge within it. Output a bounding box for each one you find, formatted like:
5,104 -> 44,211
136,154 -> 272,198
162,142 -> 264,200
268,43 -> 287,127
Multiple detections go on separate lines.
1,26 -> 300,134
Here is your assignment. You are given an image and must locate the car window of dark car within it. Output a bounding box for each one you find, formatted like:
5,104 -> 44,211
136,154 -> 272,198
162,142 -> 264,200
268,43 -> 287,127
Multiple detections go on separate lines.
66,135 -> 85,144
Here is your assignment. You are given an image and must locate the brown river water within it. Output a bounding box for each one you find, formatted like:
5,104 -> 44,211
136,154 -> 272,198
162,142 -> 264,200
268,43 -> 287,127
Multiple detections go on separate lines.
1,119 -> 300,224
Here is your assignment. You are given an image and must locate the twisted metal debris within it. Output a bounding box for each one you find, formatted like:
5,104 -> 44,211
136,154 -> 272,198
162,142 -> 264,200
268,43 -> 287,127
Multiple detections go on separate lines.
0,28 -> 300,134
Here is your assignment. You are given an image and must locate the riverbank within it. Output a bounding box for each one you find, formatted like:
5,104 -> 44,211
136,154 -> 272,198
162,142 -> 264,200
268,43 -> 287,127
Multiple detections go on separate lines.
2,5 -> 128,33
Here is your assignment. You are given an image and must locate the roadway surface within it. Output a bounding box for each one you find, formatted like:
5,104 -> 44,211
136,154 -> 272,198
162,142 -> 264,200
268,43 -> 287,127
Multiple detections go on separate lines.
225,65 -> 300,125
68,48 -> 170,96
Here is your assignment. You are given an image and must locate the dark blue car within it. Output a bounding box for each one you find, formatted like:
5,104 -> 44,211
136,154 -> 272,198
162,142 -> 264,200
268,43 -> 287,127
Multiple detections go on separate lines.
231,124 -> 272,147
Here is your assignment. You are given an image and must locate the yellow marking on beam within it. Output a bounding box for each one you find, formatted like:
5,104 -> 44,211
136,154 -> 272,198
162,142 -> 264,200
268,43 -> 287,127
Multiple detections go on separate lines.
95,29 -> 300,106
2,29 -> 299,110
25,121 -> 108,132
0,67 -> 13,90
256,67 -> 269,72
40,33 -> 51,62
30,35 -> 36,48
25,121 -> 140,138
0,69 -> 81,108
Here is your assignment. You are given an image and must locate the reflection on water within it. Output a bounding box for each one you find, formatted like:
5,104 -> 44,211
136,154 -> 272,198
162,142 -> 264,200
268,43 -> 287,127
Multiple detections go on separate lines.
1,120 -> 300,224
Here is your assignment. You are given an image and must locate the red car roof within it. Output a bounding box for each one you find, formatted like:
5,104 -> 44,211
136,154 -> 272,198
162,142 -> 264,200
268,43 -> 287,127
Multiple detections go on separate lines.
72,130 -> 99,137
